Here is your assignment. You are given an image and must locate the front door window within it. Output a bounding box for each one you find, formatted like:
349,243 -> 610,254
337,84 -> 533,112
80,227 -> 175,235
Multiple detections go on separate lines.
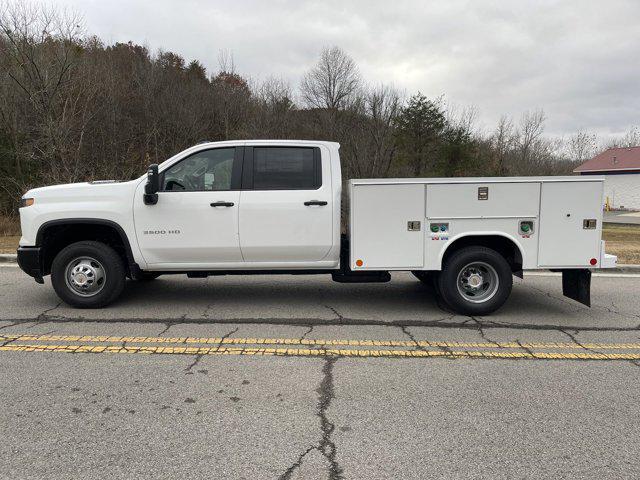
162,148 -> 235,192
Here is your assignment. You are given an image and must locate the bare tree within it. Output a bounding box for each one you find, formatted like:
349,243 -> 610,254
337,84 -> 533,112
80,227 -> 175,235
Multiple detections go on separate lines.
217,48 -> 235,74
300,46 -> 361,110
566,130 -> 598,162
0,0 -> 86,187
517,109 -> 546,165
491,115 -> 516,174
247,76 -> 295,138
344,84 -> 402,178
606,126 -> 640,149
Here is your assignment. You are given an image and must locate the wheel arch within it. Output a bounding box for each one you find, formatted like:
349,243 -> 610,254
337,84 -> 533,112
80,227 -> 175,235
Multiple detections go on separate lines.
36,218 -> 137,276
439,232 -> 524,274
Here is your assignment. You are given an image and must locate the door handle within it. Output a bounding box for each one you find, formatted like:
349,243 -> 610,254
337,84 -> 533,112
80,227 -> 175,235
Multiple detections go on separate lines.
304,200 -> 328,206
210,201 -> 234,207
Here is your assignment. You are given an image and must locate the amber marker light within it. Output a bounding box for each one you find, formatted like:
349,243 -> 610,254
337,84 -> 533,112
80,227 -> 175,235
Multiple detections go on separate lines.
20,197 -> 34,207
355,259 -> 363,267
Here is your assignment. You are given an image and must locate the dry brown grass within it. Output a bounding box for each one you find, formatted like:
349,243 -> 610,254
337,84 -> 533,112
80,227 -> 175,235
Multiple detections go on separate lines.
0,215 -> 20,236
602,224 -> 640,265
1,215 -> 638,263
0,215 -> 20,253
0,235 -> 19,253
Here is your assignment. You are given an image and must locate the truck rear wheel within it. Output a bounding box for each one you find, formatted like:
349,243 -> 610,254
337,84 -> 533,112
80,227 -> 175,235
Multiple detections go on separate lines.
437,246 -> 512,316
51,241 -> 126,308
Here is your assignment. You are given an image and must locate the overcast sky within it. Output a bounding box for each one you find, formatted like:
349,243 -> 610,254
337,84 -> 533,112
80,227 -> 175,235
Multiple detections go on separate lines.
58,0 -> 640,137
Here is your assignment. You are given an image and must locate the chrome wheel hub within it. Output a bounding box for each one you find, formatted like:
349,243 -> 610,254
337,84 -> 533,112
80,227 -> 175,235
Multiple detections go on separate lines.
457,262 -> 499,304
65,257 -> 106,297
467,273 -> 483,289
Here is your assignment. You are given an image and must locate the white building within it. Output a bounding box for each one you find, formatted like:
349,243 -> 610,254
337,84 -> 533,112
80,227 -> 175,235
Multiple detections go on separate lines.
574,146 -> 640,210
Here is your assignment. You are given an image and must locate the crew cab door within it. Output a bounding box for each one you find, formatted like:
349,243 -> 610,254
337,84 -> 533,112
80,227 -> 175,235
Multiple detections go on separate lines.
133,147 -> 243,266
239,146 -> 333,262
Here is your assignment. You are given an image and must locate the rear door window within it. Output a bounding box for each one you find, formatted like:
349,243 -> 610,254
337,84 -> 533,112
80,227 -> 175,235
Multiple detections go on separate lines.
251,147 -> 320,190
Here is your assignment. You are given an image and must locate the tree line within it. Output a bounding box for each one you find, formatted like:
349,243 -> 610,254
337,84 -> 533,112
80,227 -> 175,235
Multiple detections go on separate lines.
0,2 -> 638,215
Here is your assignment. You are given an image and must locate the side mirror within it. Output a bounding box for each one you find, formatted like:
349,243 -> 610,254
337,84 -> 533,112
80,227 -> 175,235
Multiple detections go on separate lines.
143,164 -> 159,205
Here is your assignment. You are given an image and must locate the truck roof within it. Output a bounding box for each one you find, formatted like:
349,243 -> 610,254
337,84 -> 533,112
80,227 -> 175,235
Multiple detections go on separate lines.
350,176 -> 604,185
192,140 -> 341,149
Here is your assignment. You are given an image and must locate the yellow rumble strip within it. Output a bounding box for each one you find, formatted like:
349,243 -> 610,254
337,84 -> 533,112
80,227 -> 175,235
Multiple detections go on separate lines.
1,334 -> 640,361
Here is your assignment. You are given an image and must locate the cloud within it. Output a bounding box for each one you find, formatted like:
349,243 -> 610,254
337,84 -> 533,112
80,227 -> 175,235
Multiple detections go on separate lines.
62,0 -> 640,136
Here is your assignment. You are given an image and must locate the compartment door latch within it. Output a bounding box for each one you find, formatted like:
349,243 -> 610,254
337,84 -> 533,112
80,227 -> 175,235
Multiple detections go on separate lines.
407,221 -> 421,231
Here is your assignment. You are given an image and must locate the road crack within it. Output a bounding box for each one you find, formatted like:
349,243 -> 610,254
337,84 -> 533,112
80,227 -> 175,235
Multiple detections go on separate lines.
300,325 -> 314,341
184,354 -> 204,374
0,322 -> 18,332
2,314 -> 640,334
560,327 -> 640,369
516,339 -> 535,357
400,325 -> 454,357
26,302 -> 63,329
0,337 -> 17,347
184,327 -> 237,373
399,325 -> 423,350
559,328 -> 598,354
158,314 -> 187,336
278,446 -> 316,480
471,316 -> 501,347
325,305 -> 344,321
317,357 -> 343,479
278,357 -> 344,480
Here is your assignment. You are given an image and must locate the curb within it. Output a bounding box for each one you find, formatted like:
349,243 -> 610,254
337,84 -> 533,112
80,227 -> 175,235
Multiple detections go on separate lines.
0,254 -> 17,263
607,264 -> 640,273
603,221 -> 640,228
0,253 -> 639,273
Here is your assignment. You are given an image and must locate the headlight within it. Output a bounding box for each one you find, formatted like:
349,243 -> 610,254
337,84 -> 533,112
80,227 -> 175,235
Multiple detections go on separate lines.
20,197 -> 34,208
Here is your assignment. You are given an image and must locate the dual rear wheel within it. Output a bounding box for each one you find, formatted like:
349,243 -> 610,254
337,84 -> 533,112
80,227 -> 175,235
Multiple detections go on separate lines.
413,246 -> 513,315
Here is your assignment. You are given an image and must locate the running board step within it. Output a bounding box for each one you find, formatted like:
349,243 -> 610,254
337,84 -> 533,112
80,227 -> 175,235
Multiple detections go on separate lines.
331,271 -> 391,283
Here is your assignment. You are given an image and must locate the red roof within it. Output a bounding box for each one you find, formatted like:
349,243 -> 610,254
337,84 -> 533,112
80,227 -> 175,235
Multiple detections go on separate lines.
574,146 -> 640,173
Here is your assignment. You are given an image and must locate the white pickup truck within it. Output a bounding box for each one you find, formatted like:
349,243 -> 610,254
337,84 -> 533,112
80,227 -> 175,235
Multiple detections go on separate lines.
17,140 -> 617,314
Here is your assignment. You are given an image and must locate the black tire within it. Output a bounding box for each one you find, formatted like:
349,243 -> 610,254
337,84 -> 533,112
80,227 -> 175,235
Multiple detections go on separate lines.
437,246 -> 512,316
133,272 -> 162,282
51,241 -> 126,308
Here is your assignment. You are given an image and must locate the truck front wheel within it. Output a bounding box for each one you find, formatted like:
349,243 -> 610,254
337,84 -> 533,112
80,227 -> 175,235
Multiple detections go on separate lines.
51,241 -> 126,308
437,246 -> 512,316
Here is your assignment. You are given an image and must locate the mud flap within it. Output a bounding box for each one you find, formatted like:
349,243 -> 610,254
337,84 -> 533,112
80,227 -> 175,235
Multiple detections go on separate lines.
562,269 -> 591,307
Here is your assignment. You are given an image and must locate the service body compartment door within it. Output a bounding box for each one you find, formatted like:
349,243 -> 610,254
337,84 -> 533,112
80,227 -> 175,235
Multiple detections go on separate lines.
538,181 -> 603,267
350,184 -> 424,269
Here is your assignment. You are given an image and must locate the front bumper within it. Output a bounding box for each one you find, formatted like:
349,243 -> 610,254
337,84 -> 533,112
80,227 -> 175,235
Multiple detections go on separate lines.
17,247 -> 44,284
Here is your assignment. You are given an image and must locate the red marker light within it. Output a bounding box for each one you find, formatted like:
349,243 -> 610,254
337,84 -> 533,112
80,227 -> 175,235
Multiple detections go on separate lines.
590,258 -> 597,266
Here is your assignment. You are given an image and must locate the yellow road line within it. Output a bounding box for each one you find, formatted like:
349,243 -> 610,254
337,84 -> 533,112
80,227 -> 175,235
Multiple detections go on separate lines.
1,334 -> 639,351
1,343 -> 640,360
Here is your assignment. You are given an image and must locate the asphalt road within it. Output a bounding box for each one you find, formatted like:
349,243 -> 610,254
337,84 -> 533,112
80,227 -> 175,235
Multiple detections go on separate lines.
1,266 -> 640,479
604,210 -> 640,225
